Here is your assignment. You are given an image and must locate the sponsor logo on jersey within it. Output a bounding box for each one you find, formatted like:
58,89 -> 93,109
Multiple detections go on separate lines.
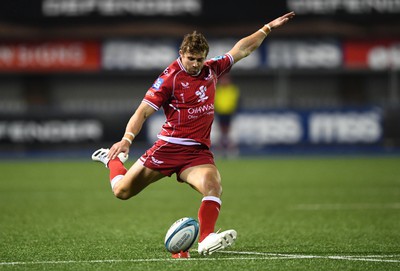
181,81 -> 189,89
188,103 -> 214,115
187,103 -> 214,119
146,90 -> 155,97
152,77 -> 164,90
151,156 -> 164,165
211,55 -> 225,61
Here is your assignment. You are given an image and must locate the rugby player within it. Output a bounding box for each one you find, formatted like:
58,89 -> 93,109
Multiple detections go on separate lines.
92,11 -> 295,258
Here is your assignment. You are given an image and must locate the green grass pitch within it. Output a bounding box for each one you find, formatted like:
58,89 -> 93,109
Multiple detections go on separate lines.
0,156 -> 399,270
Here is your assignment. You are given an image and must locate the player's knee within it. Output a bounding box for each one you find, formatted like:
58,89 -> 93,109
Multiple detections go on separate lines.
204,178 -> 222,197
215,184 -> 223,197
113,186 -> 131,200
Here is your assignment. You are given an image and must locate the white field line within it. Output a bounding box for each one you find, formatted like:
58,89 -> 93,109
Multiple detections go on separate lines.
220,251 -> 400,263
1,251 -> 399,266
293,203 -> 400,210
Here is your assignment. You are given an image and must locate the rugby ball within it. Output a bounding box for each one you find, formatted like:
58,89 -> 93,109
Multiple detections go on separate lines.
164,217 -> 199,253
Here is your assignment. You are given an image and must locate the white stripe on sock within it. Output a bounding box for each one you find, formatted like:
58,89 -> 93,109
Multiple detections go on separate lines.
110,175 -> 124,190
202,196 -> 222,205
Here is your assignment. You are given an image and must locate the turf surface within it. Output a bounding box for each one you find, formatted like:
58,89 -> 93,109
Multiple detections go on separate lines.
0,157 -> 399,270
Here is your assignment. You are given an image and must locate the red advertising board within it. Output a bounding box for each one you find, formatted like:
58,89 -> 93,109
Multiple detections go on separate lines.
0,41 -> 100,72
344,39 -> 400,70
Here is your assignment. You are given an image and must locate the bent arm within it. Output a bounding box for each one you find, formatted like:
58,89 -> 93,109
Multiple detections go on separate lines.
125,102 -> 156,138
108,102 -> 156,159
228,11 -> 295,63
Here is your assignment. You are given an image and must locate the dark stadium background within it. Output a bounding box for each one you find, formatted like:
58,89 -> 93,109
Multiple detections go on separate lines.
1,2 -> 399,270
0,0 -> 399,158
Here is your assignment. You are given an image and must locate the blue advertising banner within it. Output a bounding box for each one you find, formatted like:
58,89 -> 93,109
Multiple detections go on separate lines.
147,107 -> 383,148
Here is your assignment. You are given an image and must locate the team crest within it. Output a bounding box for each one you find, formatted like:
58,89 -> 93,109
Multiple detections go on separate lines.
196,86 -> 208,102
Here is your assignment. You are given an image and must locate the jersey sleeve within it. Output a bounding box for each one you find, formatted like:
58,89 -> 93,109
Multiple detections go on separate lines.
206,53 -> 234,78
142,72 -> 173,111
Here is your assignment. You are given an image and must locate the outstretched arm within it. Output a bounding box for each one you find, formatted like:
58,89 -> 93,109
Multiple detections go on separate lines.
228,11 -> 295,63
108,102 -> 156,159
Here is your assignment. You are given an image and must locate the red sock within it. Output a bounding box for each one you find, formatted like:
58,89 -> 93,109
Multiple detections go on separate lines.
198,197 -> 221,242
108,158 -> 127,181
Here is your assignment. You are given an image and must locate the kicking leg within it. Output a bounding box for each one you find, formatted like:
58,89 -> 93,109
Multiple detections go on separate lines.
92,148 -> 164,200
112,160 -> 164,199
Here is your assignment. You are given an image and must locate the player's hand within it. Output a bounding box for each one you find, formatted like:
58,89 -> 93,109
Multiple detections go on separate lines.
268,11 -> 295,30
108,140 -> 130,160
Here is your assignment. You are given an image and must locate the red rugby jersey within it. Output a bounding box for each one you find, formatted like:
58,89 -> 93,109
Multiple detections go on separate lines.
143,53 -> 234,148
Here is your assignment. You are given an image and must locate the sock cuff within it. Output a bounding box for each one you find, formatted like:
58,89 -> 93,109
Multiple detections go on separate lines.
110,175 -> 124,190
202,196 -> 222,206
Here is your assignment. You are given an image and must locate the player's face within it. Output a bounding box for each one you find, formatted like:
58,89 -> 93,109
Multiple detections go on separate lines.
179,50 -> 206,75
